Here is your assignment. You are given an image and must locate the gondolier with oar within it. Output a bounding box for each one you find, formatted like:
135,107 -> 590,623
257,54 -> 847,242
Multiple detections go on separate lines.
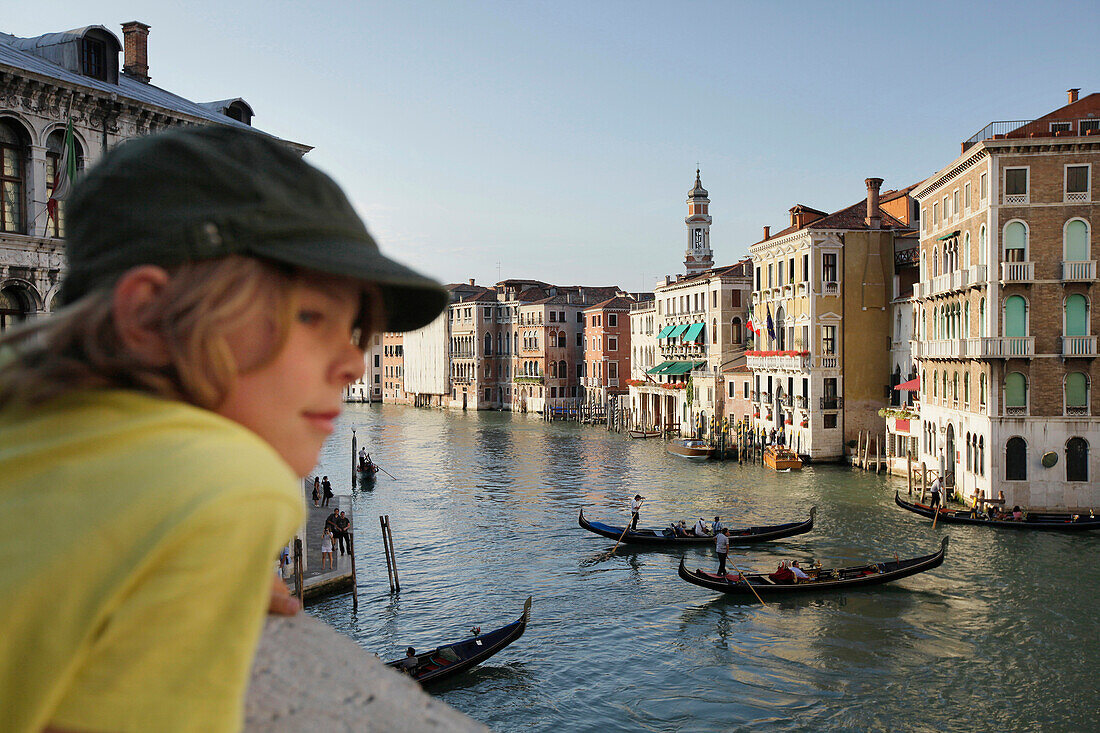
629,494 -> 645,530
715,528 -> 730,576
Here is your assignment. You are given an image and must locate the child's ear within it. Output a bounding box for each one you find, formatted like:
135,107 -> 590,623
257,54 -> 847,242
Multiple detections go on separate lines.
112,266 -> 172,367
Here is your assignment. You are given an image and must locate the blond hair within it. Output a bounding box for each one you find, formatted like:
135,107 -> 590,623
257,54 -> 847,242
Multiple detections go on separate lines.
0,256 -> 379,411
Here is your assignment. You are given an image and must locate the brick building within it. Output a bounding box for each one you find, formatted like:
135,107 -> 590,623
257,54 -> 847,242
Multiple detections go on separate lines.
581,296 -> 634,404
912,89 -> 1100,509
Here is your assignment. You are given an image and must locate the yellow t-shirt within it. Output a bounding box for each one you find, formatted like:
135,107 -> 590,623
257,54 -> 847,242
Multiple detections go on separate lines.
0,390 -> 304,733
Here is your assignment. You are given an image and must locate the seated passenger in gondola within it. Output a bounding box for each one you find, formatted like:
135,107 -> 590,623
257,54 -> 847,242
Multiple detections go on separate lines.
693,518 -> 708,536
769,561 -> 795,583
398,647 -> 419,674
675,521 -> 689,537
790,560 -> 810,583
1011,506 -> 1024,521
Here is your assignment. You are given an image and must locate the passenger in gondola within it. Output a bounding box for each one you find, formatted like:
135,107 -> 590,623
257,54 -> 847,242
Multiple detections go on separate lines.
674,520 -> 689,537
1011,506 -> 1024,521
712,516 -> 723,534
790,560 -> 810,583
769,561 -> 795,583
693,517 -> 708,536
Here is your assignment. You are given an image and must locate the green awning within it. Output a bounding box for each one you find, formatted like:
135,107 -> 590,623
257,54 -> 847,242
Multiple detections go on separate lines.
663,360 -> 706,375
681,323 -> 705,343
656,325 -> 675,339
646,361 -> 676,374
936,230 -> 960,241
668,324 -> 689,339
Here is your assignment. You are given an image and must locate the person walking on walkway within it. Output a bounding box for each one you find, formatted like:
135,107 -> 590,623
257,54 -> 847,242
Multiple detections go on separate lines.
715,528 -> 730,577
629,494 -> 645,530
311,476 -> 320,507
321,475 -> 334,507
320,528 -> 334,570
335,510 -> 351,555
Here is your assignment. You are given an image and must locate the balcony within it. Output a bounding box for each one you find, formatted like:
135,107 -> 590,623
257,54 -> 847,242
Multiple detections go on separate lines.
819,355 -> 838,369
1062,336 -> 1097,357
746,352 -> 811,371
973,337 -> 1035,358
1062,261 -> 1096,281
823,281 -> 839,295
1001,261 -> 1034,283
819,397 -> 843,410
911,339 -> 966,360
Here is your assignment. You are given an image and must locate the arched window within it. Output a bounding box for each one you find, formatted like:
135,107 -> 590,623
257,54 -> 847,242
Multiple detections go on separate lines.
1066,437 -> 1089,482
933,246 -> 940,276
979,373 -> 987,407
1004,221 -> 1027,262
963,231 -> 971,270
0,120 -> 28,234
484,333 -> 492,355
45,128 -> 85,238
979,297 -> 986,337
1066,372 -> 1089,415
932,370 -> 938,399
1005,295 -> 1027,337
513,332 -> 519,353
979,225 -> 987,266
1005,372 -> 1027,411
952,372 -> 959,403
1065,219 -> 1089,262
497,332 -> 503,353
549,361 -> 557,378
559,360 -> 567,378
978,435 -> 985,477
964,302 -> 970,338
1006,437 -> 1027,481
942,372 -> 947,403
1065,294 -> 1088,337
732,317 -> 742,344
964,373 -> 970,406
775,307 -> 786,349
921,251 -> 927,281
966,433 -> 973,473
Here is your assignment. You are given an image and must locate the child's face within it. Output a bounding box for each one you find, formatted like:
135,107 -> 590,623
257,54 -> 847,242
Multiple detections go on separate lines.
215,278 -> 368,475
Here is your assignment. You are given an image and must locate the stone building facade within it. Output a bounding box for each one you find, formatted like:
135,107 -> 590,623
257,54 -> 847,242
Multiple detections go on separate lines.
912,89 -> 1100,509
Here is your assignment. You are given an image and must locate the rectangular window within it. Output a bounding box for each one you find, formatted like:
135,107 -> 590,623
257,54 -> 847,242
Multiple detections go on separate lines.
576,333 -> 582,347
755,267 -> 761,291
823,377 -> 838,409
1050,121 -> 1072,133
577,312 -> 583,323
823,413 -> 838,429
789,258 -> 795,282
374,355 -> 381,367
1066,165 -> 1089,194
608,313 -> 617,327
941,196 -> 948,222
712,290 -> 718,308
1005,168 -> 1028,195
922,208 -> 929,232
1081,120 -> 1100,134
777,261 -> 784,286
822,326 -> 837,354
743,382 -> 749,399
609,362 -> 617,379
932,203 -> 939,225
608,337 -> 617,351
980,172 -> 988,200
952,190 -> 959,217
81,37 -> 107,80
964,182 -> 971,209
549,311 -> 557,322
729,382 -> 735,398
802,254 -> 809,282
822,253 -> 838,283
768,264 -> 774,288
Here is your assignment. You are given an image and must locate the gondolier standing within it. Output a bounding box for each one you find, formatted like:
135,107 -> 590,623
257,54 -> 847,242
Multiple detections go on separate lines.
629,494 -> 645,530
929,475 -> 943,509
715,528 -> 730,576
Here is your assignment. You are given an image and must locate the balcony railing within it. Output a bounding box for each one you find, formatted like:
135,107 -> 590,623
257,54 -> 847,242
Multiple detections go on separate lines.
823,281 -> 839,295
819,355 -> 838,368
977,337 -> 1035,358
1062,336 -> 1098,357
1066,405 -> 1089,417
1062,261 -> 1096,281
819,397 -> 842,410
1005,405 -> 1028,417
1001,261 -> 1034,282
746,353 -> 811,371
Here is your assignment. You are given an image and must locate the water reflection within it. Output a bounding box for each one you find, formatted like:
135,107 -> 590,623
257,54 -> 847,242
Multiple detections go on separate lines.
309,404 -> 1100,733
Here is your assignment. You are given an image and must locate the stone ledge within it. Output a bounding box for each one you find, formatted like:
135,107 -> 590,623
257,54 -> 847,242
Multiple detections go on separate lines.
246,614 -> 488,732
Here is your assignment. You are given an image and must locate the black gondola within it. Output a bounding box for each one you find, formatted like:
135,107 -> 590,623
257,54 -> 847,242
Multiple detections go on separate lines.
894,491 -> 1100,531
578,507 -> 815,545
385,597 -> 532,685
677,538 -> 948,599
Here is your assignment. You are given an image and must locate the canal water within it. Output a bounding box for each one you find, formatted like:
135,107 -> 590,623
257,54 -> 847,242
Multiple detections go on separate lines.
308,404 -> 1100,732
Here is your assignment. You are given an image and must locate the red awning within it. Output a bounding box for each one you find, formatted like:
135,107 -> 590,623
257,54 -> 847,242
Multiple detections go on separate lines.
894,378 -> 920,391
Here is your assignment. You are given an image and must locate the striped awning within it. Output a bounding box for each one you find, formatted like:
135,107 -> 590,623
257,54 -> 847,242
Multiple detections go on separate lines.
656,325 -> 675,338
668,324 -> 689,339
681,323 -> 705,343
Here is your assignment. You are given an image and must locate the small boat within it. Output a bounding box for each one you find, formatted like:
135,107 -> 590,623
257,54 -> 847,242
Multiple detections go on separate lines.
677,538 -> 948,599
628,429 -> 662,439
894,492 -> 1100,531
385,597 -> 532,685
666,439 -> 714,460
763,445 -> 802,471
578,507 -> 815,545
359,458 -> 379,476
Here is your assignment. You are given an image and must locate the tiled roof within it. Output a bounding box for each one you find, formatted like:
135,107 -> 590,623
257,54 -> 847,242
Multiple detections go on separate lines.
755,194 -> 912,245
585,295 -> 634,311
0,28 -> 307,150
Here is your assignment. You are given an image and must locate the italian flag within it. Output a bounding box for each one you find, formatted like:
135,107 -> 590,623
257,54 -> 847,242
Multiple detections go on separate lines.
46,118 -> 77,224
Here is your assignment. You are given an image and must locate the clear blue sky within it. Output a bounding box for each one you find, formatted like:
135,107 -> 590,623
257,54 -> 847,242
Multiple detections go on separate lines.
8,1 -> 1098,292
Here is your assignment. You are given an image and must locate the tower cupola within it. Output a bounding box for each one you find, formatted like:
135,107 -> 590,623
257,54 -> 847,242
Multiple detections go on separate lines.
684,169 -> 714,275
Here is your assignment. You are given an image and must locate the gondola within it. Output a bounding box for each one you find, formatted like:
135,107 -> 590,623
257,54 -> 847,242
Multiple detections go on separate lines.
578,507 -> 815,545
894,491 -> 1100,531
628,429 -> 662,439
677,538 -> 948,598
385,596 -> 531,685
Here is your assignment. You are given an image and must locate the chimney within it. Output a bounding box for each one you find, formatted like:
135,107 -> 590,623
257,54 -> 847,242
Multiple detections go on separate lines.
762,225 -> 770,240
1068,88 -> 1081,104
469,278 -> 475,286
865,177 -> 883,229
121,22 -> 151,83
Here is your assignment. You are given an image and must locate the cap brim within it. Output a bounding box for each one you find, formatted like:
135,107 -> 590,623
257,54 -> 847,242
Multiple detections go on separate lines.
252,238 -> 449,333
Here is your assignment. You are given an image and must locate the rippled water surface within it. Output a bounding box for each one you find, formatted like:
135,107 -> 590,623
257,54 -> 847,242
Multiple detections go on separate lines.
308,404 -> 1100,732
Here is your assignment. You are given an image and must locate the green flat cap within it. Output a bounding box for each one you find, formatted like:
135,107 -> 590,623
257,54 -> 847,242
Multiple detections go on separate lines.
60,124 -> 448,332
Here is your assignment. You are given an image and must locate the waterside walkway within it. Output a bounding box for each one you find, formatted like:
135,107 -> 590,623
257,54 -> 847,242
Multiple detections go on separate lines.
287,478 -> 354,601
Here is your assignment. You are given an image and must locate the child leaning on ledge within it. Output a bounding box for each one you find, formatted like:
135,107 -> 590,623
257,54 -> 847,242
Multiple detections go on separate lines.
0,126 -> 447,733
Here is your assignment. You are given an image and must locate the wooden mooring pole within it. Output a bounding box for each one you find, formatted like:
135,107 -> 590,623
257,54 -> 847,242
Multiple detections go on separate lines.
348,531 -> 358,611
906,450 -> 913,495
351,429 -> 357,489
293,537 -> 304,607
379,515 -> 400,592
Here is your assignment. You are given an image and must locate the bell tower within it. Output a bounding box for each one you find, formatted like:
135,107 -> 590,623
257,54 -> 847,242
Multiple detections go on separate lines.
684,169 -> 714,274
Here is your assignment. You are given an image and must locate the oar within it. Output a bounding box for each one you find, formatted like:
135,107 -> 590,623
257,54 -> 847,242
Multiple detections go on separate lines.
607,520 -> 633,557
932,504 -> 940,529
727,558 -> 767,606
374,464 -> 397,480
